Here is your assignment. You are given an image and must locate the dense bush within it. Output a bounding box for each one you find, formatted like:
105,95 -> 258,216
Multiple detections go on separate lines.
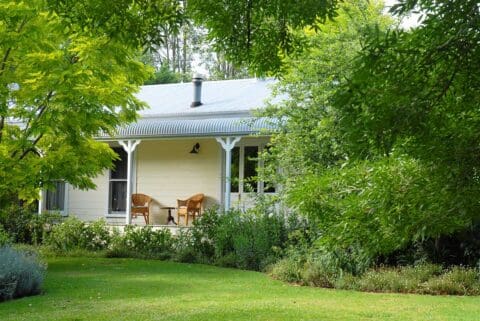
0,225 -> 11,247
46,217 -> 111,252
171,229 -> 201,263
289,156 -> 479,266
0,205 -> 62,245
383,221 -> 480,267
185,208 -> 295,271
108,225 -> 173,259
0,246 -> 46,301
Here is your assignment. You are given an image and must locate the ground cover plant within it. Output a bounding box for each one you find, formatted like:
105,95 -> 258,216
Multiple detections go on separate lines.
271,259 -> 480,296
0,257 -> 479,321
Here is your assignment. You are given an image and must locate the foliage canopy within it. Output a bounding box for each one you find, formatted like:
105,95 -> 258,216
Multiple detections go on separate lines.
187,0 -> 339,75
265,0 -> 480,263
0,0 -> 182,205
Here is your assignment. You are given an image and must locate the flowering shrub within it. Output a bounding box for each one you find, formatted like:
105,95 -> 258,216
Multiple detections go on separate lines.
109,225 -> 173,259
81,220 -> 112,251
46,217 -> 111,252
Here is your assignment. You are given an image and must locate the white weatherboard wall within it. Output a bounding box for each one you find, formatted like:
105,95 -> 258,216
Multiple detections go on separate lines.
135,138 -> 222,225
68,170 -> 109,221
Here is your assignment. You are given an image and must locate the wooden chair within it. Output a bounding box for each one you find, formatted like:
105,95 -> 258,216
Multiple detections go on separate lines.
177,193 -> 204,226
131,193 -> 152,224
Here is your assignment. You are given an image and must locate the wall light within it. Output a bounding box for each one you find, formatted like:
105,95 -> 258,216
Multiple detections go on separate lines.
190,143 -> 200,154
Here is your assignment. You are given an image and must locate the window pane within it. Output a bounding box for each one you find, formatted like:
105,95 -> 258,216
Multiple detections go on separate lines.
46,181 -> 65,211
244,146 -> 258,193
230,147 -> 240,193
109,181 -> 126,212
111,147 -> 127,179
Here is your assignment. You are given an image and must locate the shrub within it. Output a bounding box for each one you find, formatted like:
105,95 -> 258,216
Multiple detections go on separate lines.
0,205 -> 34,244
0,205 -> 62,245
28,212 -> 63,246
46,217 -> 111,252
302,253 -> 343,288
270,244 -> 372,287
289,156 -> 477,263
109,225 -> 173,259
0,246 -> 46,301
193,208 -> 290,271
337,264 -> 444,294
269,257 -> 304,283
0,225 -> 11,247
420,266 -> 480,295
171,229 -> 199,263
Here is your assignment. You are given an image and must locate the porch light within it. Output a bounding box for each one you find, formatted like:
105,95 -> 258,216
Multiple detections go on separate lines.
190,143 -> 200,154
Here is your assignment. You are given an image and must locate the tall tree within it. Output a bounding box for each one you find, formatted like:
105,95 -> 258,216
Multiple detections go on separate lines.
0,0 -> 182,205
263,0 -> 392,181
187,0 -> 339,75
266,0 -> 480,261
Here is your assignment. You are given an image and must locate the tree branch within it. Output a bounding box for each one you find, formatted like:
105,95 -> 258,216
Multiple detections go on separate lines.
22,91 -> 54,136
18,133 -> 44,161
11,90 -> 54,158
0,116 -> 4,143
0,17 -> 28,76
0,48 -> 12,76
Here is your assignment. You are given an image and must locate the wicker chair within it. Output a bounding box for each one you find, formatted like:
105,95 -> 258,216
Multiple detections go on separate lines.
131,193 -> 152,224
177,193 -> 204,226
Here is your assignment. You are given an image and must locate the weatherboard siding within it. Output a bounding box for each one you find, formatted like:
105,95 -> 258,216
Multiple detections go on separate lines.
67,170 -> 109,221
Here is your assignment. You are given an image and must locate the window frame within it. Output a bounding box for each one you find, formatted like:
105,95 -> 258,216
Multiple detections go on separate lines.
230,142 -> 276,195
107,147 -> 128,216
43,181 -> 68,216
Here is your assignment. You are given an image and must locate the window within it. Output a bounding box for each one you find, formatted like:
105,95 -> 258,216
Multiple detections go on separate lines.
45,181 -> 66,212
109,147 -> 127,214
243,146 -> 258,193
230,145 -> 275,194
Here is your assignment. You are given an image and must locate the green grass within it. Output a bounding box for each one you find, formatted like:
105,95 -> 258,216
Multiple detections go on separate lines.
1,257 -> 479,321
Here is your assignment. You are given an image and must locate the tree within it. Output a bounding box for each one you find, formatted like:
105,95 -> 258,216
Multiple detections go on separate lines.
187,0 -> 339,75
266,0 -> 480,263
262,0 -> 392,181
0,0 -> 182,206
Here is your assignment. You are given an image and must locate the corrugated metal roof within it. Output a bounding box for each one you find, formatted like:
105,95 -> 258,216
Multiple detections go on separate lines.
99,78 -> 282,139
137,78 -> 281,116
98,116 -> 277,140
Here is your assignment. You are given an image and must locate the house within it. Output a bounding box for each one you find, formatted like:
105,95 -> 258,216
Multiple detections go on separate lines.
39,77 -> 281,225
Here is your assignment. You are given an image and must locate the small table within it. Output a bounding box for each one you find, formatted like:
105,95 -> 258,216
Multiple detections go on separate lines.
160,206 -> 177,225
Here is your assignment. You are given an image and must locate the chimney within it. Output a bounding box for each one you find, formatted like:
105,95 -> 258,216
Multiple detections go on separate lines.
190,73 -> 203,108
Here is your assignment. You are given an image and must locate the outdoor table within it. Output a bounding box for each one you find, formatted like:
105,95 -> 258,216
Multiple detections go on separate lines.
161,206 -> 177,225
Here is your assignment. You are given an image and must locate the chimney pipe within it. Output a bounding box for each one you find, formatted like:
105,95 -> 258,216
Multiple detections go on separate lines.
191,73 -> 203,108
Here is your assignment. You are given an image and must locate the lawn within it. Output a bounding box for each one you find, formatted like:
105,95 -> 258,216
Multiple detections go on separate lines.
1,258 -> 479,321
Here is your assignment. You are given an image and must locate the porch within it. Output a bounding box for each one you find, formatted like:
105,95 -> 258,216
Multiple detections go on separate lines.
42,135 -> 274,226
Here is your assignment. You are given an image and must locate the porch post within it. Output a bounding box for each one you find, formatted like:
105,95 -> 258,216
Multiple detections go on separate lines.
119,139 -> 141,225
38,190 -> 43,215
37,149 -> 45,215
216,136 -> 241,211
